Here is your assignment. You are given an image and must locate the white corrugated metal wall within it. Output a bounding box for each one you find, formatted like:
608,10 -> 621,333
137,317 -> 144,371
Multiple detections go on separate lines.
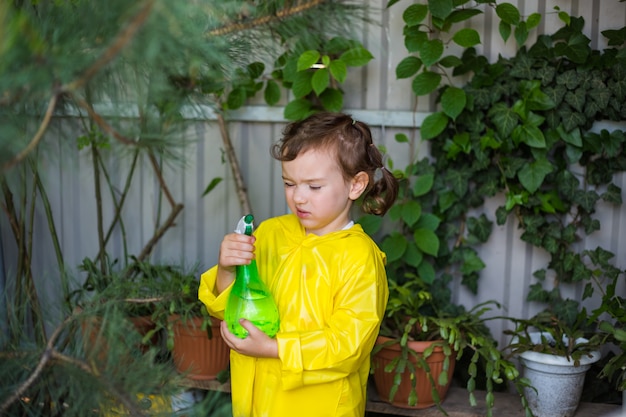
1,0 -> 625,346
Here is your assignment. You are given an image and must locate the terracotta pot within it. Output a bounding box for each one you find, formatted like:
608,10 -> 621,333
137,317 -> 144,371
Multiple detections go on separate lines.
129,315 -> 160,353
81,313 -> 158,364
169,315 -> 230,380
372,335 -> 456,409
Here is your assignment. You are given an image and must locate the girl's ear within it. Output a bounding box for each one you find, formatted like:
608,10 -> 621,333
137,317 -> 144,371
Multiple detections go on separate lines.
349,171 -> 369,200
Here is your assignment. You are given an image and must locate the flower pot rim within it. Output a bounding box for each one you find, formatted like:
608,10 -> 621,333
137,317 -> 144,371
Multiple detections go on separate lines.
513,331 -> 601,366
375,335 -> 447,351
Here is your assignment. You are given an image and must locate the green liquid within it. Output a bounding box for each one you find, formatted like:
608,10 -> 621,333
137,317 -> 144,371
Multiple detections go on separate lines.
225,291 -> 280,338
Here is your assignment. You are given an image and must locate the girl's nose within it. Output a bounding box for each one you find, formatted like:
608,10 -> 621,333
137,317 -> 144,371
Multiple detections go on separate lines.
292,186 -> 306,203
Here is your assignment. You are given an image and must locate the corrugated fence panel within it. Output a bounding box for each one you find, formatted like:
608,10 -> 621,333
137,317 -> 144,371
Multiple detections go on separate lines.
1,0 -> 625,346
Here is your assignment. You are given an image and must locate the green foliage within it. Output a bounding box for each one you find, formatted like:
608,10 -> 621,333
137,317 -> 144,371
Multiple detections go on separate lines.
1,3 -> 377,414
271,37 -> 373,120
367,0 -> 626,412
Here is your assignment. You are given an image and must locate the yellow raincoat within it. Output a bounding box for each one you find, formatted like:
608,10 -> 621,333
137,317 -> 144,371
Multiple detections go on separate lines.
199,214 -> 388,417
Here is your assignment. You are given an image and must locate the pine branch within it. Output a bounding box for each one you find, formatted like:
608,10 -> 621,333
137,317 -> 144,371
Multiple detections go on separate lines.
62,0 -> 155,93
147,150 -> 177,209
1,94 -> 58,173
0,313 -> 149,417
217,112 -> 252,215
209,0 -> 326,36
135,203 -> 184,262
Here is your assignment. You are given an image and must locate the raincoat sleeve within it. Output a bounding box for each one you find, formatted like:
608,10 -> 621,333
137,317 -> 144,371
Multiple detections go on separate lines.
198,265 -> 233,320
276,238 -> 388,390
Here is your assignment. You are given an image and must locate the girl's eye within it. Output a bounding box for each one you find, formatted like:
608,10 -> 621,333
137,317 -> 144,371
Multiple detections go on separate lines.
309,185 -> 321,190
284,182 -> 294,187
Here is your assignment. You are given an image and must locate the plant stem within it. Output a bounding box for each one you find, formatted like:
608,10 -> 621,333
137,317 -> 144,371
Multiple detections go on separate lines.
217,112 -> 252,215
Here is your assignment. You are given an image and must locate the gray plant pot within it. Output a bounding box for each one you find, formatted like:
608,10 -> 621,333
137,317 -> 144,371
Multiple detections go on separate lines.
517,332 -> 601,417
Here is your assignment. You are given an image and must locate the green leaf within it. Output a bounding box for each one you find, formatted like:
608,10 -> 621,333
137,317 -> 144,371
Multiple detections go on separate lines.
404,242 -> 424,267
264,80 -> 281,105
357,214 -> 383,235
201,177 -> 222,196
414,228 -> 440,256
329,60 -> 347,83
404,29 -> 429,53
418,260 -> 436,284
558,106 -> 587,131
514,124 -> 546,148
247,62 -> 265,79
488,103 -> 519,137
297,50 -> 320,71
499,21 -> 511,42
416,213 -> 440,231
438,55 -> 462,68
556,125 -> 582,147
514,21 -> 528,45
441,86 -> 466,120
382,232 -> 408,262
448,8 -> 483,24
340,47 -> 374,67
460,249 -> 486,275
446,168 -> 470,197
284,99 -> 312,120
526,13 -> 542,30
319,88 -> 343,112
419,39 -> 444,67
396,56 -> 422,79
403,3 -> 428,26
438,190 -> 456,213
602,27 -> 626,46
412,173 -> 434,197
226,87 -> 246,109
564,89 -> 586,112
428,0 -> 453,19
452,28 -> 481,48
412,71 -> 442,96
555,33 -> 591,64
395,133 -> 409,143
401,200 -> 422,226
603,184 -> 623,205
311,68 -> 329,96
467,215 -> 493,243
496,3 -> 521,25
518,158 -> 553,193
421,111 -> 449,140
292,70 -> 313,98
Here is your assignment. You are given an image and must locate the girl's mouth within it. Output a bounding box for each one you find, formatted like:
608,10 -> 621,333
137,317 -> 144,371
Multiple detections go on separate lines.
296,208 -> 310,218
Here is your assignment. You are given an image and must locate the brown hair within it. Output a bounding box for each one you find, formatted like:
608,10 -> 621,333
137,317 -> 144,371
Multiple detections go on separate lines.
271,112 -> 399,215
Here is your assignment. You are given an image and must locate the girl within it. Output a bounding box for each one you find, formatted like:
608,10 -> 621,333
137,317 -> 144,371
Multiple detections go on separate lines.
198,112 -> 398,417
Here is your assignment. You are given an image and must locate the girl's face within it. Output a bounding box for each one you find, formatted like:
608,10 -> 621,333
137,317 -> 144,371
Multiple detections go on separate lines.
281,148 -> 368,236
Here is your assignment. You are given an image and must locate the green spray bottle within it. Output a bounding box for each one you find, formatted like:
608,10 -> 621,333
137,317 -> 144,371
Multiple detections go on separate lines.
224,214 -> 280,338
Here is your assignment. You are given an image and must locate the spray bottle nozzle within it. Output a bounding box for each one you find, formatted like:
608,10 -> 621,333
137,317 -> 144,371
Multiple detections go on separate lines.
235,214 -> 255,236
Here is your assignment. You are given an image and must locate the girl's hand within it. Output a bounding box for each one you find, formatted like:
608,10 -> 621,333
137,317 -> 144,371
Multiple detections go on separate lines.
218,233 -> 256,270
215,233 -> 255,293
220,319 -> 279,359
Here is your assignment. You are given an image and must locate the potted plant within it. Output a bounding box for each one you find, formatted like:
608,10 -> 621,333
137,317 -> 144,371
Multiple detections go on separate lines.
504,311 -> 604,417
504,248 -> 625,417
367,1 -> 626,411
72,256 -> 169,362
369,266 -> 529,413
360,151 -> 527,414
149,264 -> 230,382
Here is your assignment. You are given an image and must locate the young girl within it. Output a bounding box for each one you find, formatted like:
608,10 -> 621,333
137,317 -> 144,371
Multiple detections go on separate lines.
198,112 -> 398,417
